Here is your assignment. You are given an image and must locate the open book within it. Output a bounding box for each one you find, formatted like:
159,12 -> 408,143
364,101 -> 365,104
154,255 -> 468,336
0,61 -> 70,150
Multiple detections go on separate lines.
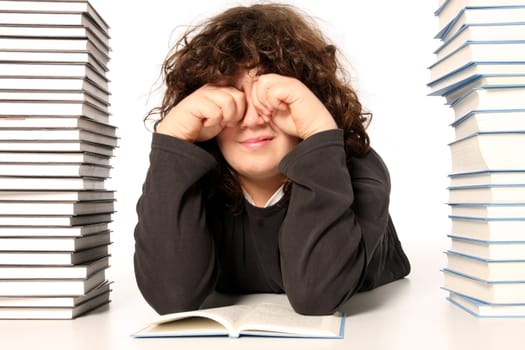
132,302 -> 344,339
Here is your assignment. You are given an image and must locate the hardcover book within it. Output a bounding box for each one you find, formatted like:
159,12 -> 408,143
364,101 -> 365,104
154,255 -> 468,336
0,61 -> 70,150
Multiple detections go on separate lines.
450,217 -> 525,242
452,109 -> 525,140
449,132 -> 525,173
445,251 -> 525,282
0,269 -> 106,296
0,290 -> 110,319
442,268 -> 525,304
447,291 -> 525,318
448,236 -> 525,261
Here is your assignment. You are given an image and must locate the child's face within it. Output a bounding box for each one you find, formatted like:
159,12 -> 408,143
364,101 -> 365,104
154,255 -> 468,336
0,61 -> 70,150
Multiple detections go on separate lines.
216,70 -> 300,185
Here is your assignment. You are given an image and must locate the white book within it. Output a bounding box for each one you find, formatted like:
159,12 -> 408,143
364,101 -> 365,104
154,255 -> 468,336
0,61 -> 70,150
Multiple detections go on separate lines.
0,63 -> 109,92
0,90 -> 109,110
0,100 -> 109,125
0,36 -> 109,55
449,170 -> 525,186
0,20 -> 109,53
450,87 -> 525,121
0,152 -> 111,166
0,24 -> 109,48
0,290 -> 110,319
429,43 -> 525,84
0,269 -> 106,296
0,213 -> 112,226
442,268 -> 525,304
0,117 -> 116,137
428,62 -> 525,96
446,251 -> 525,282
0,1 -> 110,34
0,231 -> 111,251
435,2 -> 525,36
0,176 -> 105,190
0,37 -> 109,63
429,42 -> 525,81
0,163 -> 112,178
0,49 -> 108,77
0,129 -> 117,147
0,11 -> 106,32
452,110 -> 525,140
0,77 -> 109,98
448,184 -> 525,204
450,217 -> 525,242
0,223 -> 109,237
0,190 -> 114,201
0,200 -> 114,215
449,236 -> 525,260
435,24 -> 525,61
0,140 -> 114,156
0,244 -> 109,266
0,256 -> 109,279
444,76 -> 525,106
436,5 -> 525,41
449,203 -> 525,219
449,132 -> 525,173
447,291 -> 525,318
0,280 -> 110,307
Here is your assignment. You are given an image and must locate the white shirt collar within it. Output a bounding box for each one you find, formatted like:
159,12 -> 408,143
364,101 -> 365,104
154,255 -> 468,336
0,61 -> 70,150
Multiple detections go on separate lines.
243,184 -> 285,208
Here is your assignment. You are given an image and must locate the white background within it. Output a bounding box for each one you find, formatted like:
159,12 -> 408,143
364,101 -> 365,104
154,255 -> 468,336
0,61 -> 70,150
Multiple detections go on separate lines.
88,0 -> 454,271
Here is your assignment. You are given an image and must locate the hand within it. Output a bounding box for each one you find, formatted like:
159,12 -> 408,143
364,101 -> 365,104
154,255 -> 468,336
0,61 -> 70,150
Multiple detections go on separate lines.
156,84 -> 246,142
250,74 -> 337,139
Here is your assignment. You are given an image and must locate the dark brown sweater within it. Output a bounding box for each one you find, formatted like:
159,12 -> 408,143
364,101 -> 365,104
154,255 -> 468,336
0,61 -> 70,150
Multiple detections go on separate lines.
134,129 -> 410,315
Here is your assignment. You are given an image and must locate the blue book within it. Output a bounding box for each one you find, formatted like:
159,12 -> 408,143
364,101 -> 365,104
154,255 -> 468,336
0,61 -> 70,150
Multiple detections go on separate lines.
448,235 -> 525,261
449,86 -> 525,120
442,75 -> 525,105
442,268 -> 525,304
451,109 -> 525,140
435,4 -> 525,40
449,170 -> 525,185
445,250 -> 525,281
447,291 -> 525,317
429,42 -> 525,86
450,216 -> 525,242
448,180 -> 525,205
428,62 -> 525,96
448,132 -> 525,174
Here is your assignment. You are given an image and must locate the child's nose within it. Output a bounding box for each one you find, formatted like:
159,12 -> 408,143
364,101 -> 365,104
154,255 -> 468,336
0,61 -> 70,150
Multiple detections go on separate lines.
239,103 -> 267,128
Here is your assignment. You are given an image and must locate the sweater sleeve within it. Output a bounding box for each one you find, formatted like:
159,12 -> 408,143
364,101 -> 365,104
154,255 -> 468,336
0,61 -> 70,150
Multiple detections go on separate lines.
278,129 -> 391,315
133,133 -> 217,314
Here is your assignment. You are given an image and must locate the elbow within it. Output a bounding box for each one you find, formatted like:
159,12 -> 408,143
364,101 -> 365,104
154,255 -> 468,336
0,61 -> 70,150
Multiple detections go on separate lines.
134,255 -> 214,315
286,283 -> 348,316
138,282 -> 204,315
284,256 -> 365,316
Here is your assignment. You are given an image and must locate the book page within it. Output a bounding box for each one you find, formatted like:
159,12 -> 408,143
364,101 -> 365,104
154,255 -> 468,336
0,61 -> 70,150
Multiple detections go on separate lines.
238,303 -> 343,338
138,317 -> 229,337
136,304 -> 252,337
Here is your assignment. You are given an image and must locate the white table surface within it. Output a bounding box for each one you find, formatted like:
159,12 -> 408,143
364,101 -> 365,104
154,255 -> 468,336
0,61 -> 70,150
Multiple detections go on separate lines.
1,239 -> 524,350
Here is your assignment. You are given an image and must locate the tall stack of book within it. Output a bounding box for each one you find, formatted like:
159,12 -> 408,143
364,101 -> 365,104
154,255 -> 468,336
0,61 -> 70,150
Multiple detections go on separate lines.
429,0 -> 525,318
0,0 -> 115,319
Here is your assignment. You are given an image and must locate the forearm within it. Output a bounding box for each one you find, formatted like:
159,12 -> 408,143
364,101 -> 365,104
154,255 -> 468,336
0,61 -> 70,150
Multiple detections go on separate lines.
134,133 -> 217,314
279,130 -> 389,315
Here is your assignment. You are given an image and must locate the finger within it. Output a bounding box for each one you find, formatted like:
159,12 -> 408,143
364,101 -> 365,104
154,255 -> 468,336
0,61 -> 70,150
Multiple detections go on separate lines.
251,78 -> 273,121
263,81 -> 292,112
205,86 -> 245,126
190,95 -> 223,127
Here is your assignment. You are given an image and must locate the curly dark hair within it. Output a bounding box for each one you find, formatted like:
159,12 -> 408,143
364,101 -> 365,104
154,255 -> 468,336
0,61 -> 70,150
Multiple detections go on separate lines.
147,3 -> 371,210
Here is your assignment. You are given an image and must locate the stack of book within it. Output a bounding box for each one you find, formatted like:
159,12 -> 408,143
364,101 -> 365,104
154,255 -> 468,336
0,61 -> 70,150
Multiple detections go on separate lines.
429,0 -> 525,318
0,0 -> 115,319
